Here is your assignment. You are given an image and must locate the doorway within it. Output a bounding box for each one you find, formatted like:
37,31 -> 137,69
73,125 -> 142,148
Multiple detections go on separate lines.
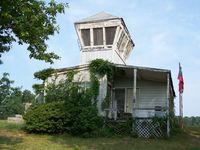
115,89 -> 125,117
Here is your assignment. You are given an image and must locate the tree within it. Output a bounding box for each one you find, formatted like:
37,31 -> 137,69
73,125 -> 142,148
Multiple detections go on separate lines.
0,0 -> 68,64
0,73 -> 14,105
0,73 -> 35,118
22,89 -> 35,103
2,87 -> 25,118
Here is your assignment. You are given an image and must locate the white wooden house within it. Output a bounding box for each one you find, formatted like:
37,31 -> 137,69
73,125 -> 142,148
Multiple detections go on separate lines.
46,12 -> 176,137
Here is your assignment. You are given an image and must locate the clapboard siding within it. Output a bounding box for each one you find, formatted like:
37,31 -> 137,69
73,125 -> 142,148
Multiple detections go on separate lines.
137,80 -> 167,108
80,49 -> 114,64
113,78 -> 167,108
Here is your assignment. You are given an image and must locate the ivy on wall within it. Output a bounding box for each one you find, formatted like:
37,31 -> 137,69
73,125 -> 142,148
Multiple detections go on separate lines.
34,68 -> 55,81
32,68 -> 55,94
89,59 -> 114,109
32,59 -> 115,109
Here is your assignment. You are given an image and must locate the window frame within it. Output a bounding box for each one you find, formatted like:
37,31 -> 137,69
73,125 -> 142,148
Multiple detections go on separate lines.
105,26 -> 117,45
81,28 -> 91,47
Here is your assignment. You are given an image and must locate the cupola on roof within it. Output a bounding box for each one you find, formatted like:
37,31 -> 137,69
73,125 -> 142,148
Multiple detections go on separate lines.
75,12 -> 135,65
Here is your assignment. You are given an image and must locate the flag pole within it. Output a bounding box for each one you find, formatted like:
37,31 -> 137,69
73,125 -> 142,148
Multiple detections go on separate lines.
179,93 -> 183,128
178,62 -> 184,129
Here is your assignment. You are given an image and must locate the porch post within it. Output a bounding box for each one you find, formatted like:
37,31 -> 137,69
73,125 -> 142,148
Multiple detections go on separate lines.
166,73 -> 170,137
43,80 -> 47,103
132,69 -> 137,117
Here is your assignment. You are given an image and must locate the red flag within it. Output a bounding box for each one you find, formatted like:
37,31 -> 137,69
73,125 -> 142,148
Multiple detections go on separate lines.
178,63 -> 184,93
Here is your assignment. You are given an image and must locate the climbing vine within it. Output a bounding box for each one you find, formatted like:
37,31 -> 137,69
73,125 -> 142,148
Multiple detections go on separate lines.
34,68 -> 55,81
32,68 -> 55,95
89,59 -> 114,109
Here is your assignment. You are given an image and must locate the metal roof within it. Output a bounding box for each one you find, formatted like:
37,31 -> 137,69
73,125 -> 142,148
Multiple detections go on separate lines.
75,12 -> 120,24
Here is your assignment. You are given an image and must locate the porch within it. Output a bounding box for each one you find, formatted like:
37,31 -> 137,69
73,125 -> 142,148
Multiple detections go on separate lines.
103,65 -> 175,137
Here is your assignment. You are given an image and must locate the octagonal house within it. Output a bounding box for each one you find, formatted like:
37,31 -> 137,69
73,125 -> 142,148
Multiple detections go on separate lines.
45,12 -> 176,138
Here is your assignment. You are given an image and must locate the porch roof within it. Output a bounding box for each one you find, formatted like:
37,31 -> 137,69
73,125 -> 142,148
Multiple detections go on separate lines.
114,64 -> 176,97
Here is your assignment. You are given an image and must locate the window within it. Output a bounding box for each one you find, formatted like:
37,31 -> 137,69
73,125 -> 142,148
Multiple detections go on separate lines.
105,27 -> 116,45
123,41 -> 132,58
117,31 -> 125,49
119,34 -> 128,52
93,28 -> 103,45
81,29 -> 90,46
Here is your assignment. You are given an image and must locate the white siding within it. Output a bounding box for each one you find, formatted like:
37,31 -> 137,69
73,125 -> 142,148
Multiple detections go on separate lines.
113,78 -> 167,118
80,49 -> 113,65
137,80 -> 167,108
112,50 -> 126,64
46,69 -> 90,85
97,75 -> 107,115
114,79 -> 167,108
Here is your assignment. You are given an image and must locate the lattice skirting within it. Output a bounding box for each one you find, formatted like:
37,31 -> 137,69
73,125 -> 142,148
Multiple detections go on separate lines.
103,120 -> 132,135
134,119 -> 166,138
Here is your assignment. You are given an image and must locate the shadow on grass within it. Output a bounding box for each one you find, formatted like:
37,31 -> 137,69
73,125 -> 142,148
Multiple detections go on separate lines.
0,135 -> 23,150
47,134 -> 93,149
47,133 -> 135,150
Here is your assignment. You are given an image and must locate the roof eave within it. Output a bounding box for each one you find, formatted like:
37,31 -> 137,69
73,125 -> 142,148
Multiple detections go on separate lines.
74,18 -> 120,25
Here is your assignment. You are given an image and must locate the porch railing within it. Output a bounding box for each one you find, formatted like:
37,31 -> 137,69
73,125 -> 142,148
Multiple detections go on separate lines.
103,106 -> 167,120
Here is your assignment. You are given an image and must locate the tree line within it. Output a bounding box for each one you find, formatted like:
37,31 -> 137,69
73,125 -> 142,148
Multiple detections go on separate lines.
0,73 -> 35,119
184,116 -> 200,127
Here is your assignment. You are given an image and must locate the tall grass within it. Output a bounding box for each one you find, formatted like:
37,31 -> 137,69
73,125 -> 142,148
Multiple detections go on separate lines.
0,120 -> 200,150
0,120 -> 24,131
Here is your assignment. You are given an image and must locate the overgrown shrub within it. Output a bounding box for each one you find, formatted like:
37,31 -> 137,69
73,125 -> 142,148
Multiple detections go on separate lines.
25,71 -> 103,136
23,102 -> 69,133
25,60 -> 115,136
70,106 -> 103,137
64,88 -> 103,137
170,116 -> 183,134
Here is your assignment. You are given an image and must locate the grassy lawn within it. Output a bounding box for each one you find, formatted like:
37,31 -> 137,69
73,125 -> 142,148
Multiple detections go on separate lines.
0,120 -> 200,150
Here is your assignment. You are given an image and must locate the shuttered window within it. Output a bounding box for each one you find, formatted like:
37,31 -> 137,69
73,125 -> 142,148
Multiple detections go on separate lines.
93,28 -> 103,45
81,29 -> 90,46
105,27 -> 116,45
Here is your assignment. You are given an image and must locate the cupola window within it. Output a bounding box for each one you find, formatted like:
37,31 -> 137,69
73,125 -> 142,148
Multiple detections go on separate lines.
93,28 -> 103,45
105,27 -> 116,45
81,29 -> 90,46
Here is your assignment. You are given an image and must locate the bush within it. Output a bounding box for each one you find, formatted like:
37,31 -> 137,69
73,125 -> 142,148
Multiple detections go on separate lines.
70,106 -> 103,137
24,89 -> 103,136
64,89 -> 103,137
23,102 -> 69,133
25,69 -> 104,136
171,116 -> 183,135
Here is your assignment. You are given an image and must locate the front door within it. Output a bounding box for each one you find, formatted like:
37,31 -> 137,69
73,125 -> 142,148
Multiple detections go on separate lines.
115,89 -> 125,116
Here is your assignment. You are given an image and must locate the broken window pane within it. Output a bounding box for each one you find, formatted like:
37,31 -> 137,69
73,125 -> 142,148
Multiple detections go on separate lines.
93,28 -> 103,45
106,27 -> 116,45
81,29 -> 90,46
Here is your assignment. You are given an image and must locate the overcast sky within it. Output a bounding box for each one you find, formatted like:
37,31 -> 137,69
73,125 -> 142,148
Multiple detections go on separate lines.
1,0 -> 200,117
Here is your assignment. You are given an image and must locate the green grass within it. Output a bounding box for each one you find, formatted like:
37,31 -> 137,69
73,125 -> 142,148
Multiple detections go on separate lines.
0,120 -> 200,150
